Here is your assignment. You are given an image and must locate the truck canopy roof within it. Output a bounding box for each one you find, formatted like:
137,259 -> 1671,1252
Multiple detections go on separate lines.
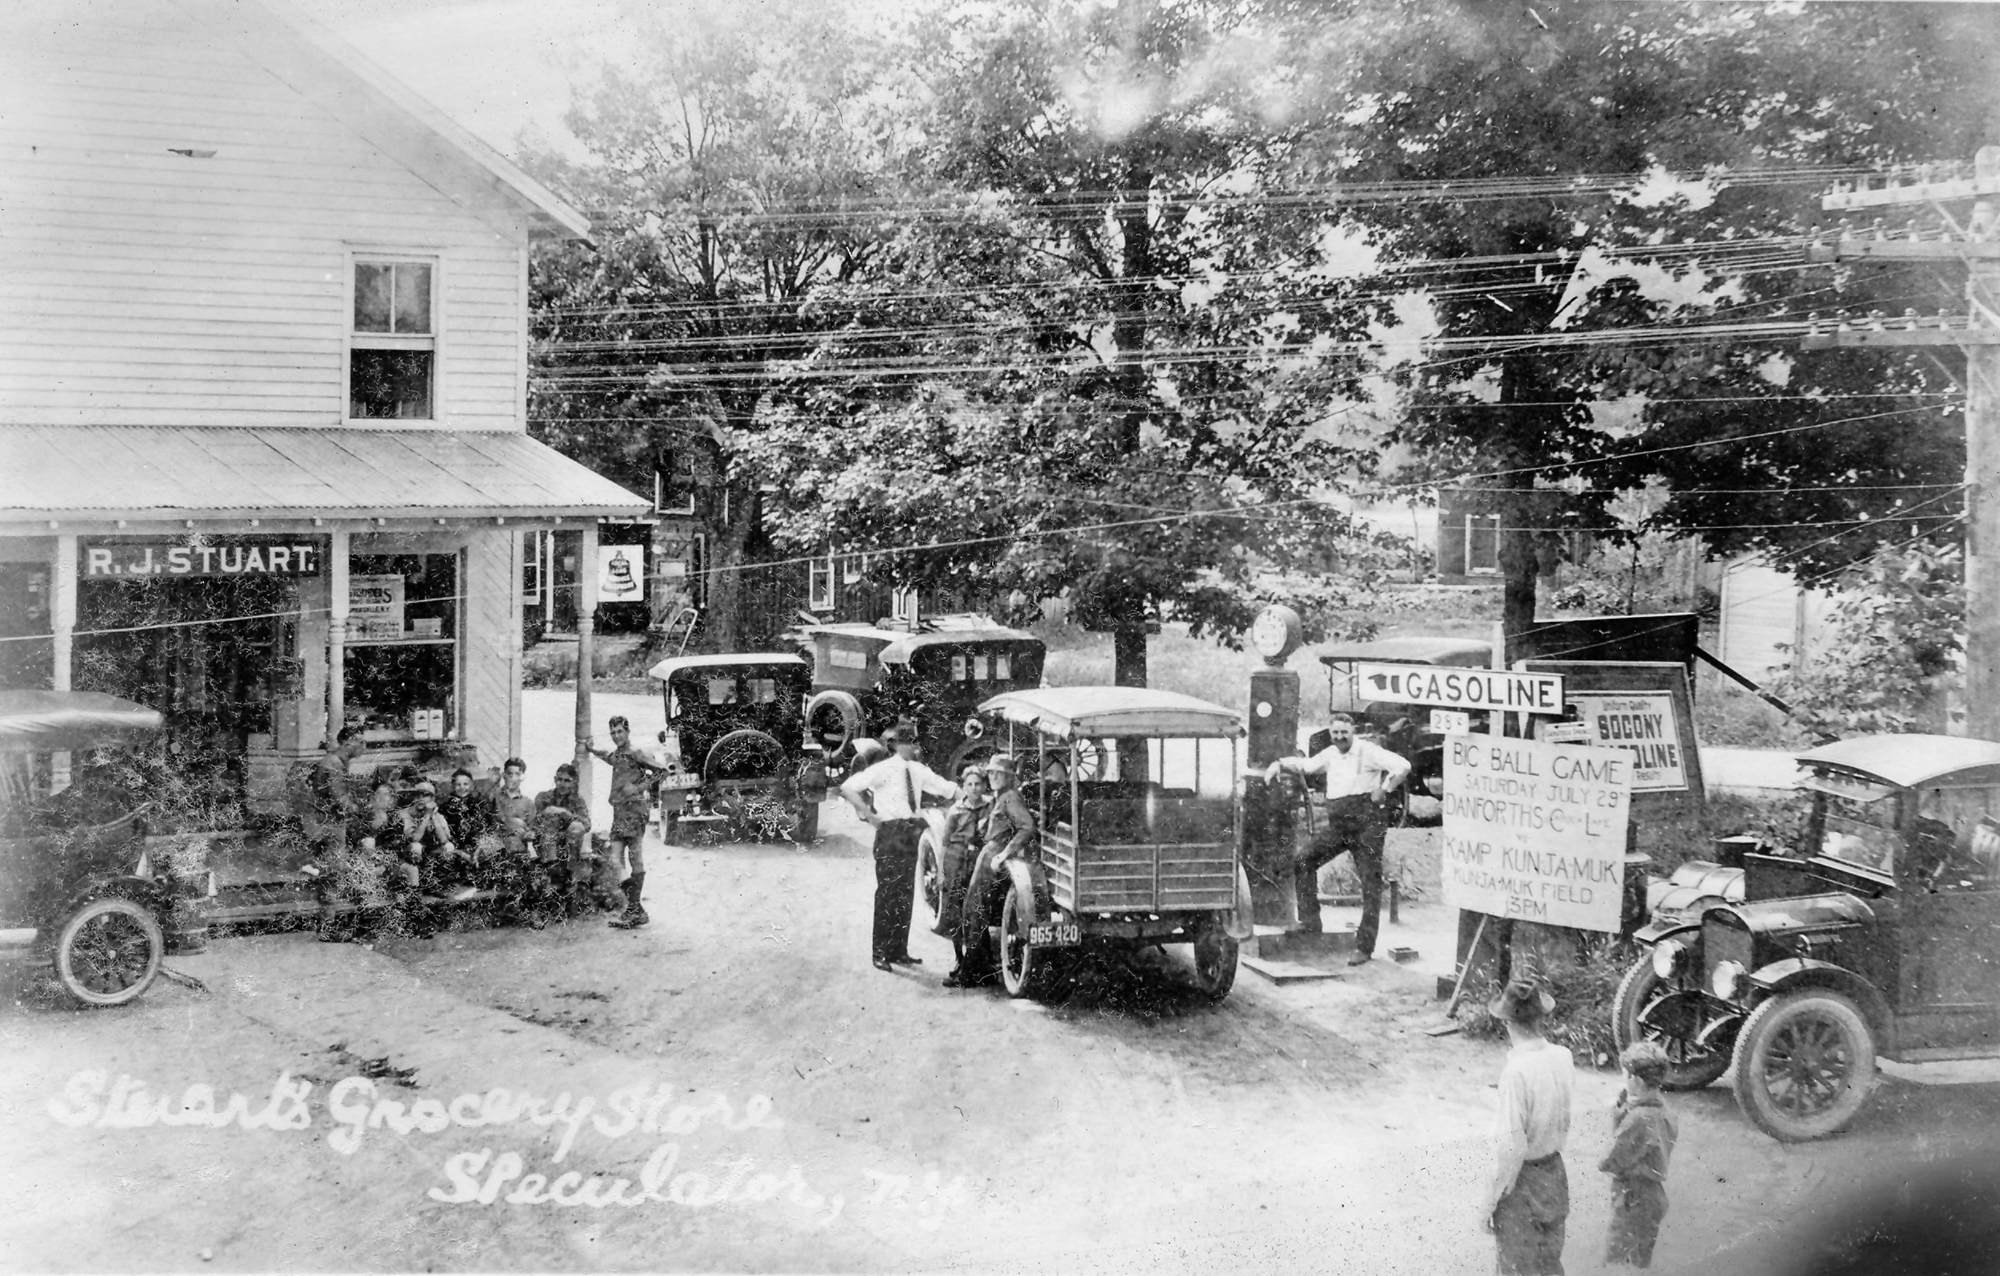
979,686 -> 1243,739
647,653 -> 808,682
1797,733 -> 2000,790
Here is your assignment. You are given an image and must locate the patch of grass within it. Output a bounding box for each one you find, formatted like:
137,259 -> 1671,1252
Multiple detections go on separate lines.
1636,791 -> 1804,874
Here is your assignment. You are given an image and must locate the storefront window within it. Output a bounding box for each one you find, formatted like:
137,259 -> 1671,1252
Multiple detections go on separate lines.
346,551 -> 459,741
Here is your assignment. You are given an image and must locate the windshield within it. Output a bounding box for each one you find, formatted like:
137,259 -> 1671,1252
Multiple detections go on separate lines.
1818,792 -> 1899,874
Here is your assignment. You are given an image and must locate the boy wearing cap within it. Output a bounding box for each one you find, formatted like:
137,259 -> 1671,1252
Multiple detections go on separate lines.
948,753 -> 1037,988
531,763 -> 593,918
1484,979 -> 1575,1276
841,724 -> 957,971
1600,1041 -> 1679,1268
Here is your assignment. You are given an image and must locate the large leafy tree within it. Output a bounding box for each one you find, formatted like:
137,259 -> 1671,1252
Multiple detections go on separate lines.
524,0 -> 916,648
1302,0 -> 1998,658
736,0 -> 1402,684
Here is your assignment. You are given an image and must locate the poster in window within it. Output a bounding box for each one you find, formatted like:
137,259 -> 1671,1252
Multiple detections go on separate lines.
598,546 -> 645,601
348,574 -> 404,640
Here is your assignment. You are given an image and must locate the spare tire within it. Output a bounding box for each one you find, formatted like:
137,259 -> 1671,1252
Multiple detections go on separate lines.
704,729 -> 787,783
806,690 -> 866,759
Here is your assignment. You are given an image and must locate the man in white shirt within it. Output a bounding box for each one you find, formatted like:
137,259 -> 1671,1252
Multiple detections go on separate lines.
841,723 -> 958,972
1261,712 -> 1412,963
1484,980 -> 1575,1275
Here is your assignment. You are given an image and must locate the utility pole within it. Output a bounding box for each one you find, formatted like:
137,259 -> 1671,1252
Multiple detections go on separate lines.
1806,147 -> 2000,740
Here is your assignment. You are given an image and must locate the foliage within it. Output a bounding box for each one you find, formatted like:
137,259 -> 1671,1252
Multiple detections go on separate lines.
1297,1 -> 1995,657
1766,540 -> 1964,738
1454,935 -> 1637,1068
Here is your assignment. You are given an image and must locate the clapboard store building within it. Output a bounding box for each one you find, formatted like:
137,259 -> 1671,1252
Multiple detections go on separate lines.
0,0 -> 647,811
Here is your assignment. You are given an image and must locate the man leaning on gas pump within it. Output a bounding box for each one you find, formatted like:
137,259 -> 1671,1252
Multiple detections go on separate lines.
1261,713 -> 1410,964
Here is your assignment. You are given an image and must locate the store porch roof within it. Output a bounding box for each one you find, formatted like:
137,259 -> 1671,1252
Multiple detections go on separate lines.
0,425 -> 650,524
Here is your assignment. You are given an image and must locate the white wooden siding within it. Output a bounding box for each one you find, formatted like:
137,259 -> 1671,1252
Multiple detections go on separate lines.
1716,556 -> 1846,680
461,529 -> 521,763
0,1 -> 528,430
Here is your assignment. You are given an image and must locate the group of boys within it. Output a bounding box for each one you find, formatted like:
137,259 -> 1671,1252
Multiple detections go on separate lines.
1486,980 -> 1682,1273
299,725 -> 641,939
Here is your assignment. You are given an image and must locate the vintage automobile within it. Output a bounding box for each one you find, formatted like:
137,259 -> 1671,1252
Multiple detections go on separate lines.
795,616 -> 1046,779
1617,733 -> 2000,1142
925,686 -> 1254,1002
0,690 -> 212,1007
647,654 -> 829,844
1317,636 -> 1496,827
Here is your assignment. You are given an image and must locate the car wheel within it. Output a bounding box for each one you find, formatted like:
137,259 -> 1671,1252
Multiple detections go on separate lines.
1730,989 -> 1876,1142
999,884 -> 1038,1000
55,896 -> 163,1008
917,833 -> 944,931
944,739 -> 996,779
1190,916 -> 1238,1001
805,691 -> 865,760
1614,953 -> 1732,1090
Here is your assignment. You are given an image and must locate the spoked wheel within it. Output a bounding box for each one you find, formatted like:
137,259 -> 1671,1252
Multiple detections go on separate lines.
55,896 -> 164,1008
917,833 -> 944,932
1613,955 -> 1732,1089
1731,990 -> 1876,1142
1190,917 -> 1238,1001
999,884 -> 1038,1000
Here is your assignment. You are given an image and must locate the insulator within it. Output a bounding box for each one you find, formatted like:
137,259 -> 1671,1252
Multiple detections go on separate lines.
1904,308 -> 1920,329
1872,218 -> 1887,241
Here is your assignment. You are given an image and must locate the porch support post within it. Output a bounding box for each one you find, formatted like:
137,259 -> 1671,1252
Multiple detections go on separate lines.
328,529 -> 349,743
51,534 -> 76,788
574,519 -> 599,790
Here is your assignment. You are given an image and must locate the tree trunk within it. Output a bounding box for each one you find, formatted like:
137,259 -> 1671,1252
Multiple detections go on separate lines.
701,498 -> 758,654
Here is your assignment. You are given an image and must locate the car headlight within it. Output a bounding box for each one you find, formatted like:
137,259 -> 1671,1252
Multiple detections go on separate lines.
1651,939 -> 1687,980
963,717 -> 984,739
1711,959 -> 1748,1002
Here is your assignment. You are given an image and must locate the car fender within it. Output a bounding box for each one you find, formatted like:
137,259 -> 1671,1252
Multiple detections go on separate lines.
1634,918 -> 1701,947
1226,865 -> 1254,941
60,873 -> 169,921
1003,857 -> 1050,923
1750,957 -> 1896,1054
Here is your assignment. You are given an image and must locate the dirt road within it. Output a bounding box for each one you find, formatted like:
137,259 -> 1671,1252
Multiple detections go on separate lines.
5,694 -> 1998,1271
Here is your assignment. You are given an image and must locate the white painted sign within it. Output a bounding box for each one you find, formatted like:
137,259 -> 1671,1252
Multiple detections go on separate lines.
598,546 -> 644,601
1571,692 -> 1688,791
1441,735 -> 1632,932
1542,721 -> 1592,745
1355,663 -> 1563,714
1430,709 -> 1471,736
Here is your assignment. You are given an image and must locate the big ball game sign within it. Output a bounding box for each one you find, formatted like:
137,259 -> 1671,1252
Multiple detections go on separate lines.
80,536 -> 327,580
1441,735 -> 1633,933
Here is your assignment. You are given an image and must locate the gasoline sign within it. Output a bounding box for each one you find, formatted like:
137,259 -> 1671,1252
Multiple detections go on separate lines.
1354,663 -> 1563,714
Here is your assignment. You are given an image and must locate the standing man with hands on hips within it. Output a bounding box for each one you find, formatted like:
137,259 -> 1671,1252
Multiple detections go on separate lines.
841,723 -> 958,972
1261,711 -> 1410,964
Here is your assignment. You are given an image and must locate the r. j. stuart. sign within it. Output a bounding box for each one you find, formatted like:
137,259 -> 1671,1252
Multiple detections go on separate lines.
80,537 -> 326,579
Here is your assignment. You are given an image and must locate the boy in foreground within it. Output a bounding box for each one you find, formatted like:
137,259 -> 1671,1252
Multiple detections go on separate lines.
1600,1041 -> 1679,1268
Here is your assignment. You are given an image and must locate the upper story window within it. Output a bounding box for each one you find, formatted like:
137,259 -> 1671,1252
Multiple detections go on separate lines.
350,257 -> 435,420
1465,513 -> 1500,575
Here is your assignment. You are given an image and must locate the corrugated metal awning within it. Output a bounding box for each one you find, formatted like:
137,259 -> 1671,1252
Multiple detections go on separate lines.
0,425 -> 650,523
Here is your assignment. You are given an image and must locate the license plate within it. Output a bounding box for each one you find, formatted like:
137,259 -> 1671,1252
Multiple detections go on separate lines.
660,772 -> 702,791
1028,921 -> 1081,947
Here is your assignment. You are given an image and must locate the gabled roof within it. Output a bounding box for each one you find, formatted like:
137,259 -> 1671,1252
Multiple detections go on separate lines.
0,425 -> 648,523
190,0 -> 588,239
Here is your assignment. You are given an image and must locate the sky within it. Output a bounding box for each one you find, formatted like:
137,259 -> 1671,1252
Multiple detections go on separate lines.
311,0 -> 655,158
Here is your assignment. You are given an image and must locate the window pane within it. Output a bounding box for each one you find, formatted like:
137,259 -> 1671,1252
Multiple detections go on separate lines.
349,349 -> 433,419
995,653 -> 1011,680
394,263 -> 432,334
706,678 -> 738,706
354,263 -> 393,332
1469,515 -> 1499,572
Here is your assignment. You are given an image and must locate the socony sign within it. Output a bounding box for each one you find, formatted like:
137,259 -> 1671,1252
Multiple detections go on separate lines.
1354,663 -> 1563,714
